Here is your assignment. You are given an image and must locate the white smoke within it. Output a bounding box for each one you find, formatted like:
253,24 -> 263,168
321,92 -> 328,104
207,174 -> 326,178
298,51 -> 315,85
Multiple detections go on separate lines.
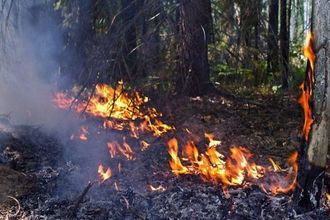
0,0 -> 68,127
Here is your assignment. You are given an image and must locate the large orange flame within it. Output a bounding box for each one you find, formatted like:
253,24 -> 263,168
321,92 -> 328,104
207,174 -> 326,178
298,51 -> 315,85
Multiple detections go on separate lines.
299,32 -> 316,140
52,81 -> 174,138
167,135 -> 298,195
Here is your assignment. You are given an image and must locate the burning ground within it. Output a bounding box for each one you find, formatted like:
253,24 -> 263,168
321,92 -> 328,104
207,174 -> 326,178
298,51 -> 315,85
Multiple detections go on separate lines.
0,82 -> 329,219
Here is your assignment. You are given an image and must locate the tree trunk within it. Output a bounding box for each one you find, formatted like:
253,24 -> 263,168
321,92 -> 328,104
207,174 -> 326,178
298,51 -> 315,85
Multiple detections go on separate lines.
280,0 -> 289,89
176,0 -> 212,96
294,0 -> 330,211
268,0 -> 279,73
121,0 -> 138,78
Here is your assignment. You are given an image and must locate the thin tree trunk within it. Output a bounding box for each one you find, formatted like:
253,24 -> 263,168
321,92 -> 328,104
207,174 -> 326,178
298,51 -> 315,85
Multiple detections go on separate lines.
280,0 -> 289,89
121,0 -> 138,78
267,0 -> 279,73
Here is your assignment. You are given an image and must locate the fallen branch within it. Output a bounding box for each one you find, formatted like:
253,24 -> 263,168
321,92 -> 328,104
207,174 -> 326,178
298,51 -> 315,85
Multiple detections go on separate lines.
67,181 -> 95,217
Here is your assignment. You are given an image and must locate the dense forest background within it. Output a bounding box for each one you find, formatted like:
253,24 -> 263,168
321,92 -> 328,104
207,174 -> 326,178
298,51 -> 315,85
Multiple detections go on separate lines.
0,0 -> 312,97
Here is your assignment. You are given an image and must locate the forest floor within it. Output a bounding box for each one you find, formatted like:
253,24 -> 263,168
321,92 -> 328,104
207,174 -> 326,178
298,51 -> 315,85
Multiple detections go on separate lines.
0,88 -> 329,219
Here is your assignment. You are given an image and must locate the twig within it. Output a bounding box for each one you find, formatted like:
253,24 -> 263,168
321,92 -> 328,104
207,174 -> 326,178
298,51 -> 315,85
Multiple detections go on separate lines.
67,181 -> 95,217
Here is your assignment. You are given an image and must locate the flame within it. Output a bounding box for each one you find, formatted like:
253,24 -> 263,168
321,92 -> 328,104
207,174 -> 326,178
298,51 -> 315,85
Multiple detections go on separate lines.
107,138 -> 135,160
140,140 -> 150,151
205,133 -> 221,147
299,32 -> 316,140
79,126 -> 89,141
69,126 -> 89,141
167,136 -> 298,195
98,164 -> 112,183
83,82 -> 146,120
261,151 -> 298,194
167,138 -> 188,175
326,192 -> 330,201
53,81 -> 174,137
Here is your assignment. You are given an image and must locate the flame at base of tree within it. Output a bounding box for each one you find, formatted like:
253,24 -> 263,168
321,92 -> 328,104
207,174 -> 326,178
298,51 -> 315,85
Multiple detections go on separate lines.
299,32 -> 316,141
167,134 -> 298,195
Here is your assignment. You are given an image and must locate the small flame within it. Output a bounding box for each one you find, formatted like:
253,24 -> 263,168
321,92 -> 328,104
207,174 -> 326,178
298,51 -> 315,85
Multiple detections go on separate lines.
98,164 -> 112,183
269,158 -> 282,172
140,140 -> 150,151
326,192 -> 330,202
79,126 -> 89,141
205,133 -> 221,147
168,138 -> 189,175
107,138 -> 135,160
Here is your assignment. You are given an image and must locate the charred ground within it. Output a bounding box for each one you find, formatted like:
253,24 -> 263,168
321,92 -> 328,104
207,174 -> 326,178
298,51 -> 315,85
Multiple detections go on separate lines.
0,90 -> 329,220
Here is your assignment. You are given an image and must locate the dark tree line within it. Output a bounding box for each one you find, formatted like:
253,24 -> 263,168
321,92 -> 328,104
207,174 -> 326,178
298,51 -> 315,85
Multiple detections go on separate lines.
1,0 -> 312,95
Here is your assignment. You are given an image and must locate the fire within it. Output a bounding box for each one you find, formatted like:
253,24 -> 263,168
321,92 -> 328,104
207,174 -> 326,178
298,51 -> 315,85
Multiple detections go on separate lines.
261,151 -> 298,195
299,32 -> 316,140
167,135 -> 298,195
79,126 -> 88,141
98,164 -> 112,183
326,192 -> 330,202
167,138 -> 188,175
53,82 -> 146,119
107,138 -> 135,160
69,126 -> 89,141
140,140 -> 150,151
53,81 -> 174,137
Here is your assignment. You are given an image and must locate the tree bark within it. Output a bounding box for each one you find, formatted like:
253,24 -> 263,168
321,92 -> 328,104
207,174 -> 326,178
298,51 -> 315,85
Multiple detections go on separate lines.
176,0 -> 212,96
268,0 -> 279,73
121,0 -> 138,77
295,0 -> 329,211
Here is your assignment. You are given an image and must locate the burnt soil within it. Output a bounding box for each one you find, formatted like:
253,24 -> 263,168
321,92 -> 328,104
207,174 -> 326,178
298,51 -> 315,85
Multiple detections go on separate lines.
0,91 -> 329,220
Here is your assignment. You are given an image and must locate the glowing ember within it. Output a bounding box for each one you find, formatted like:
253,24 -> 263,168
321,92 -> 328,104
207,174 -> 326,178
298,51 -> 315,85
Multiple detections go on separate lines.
79,126 -> 89,141
140,140 -> 150,151
69,126 -> 89,141
98,164 -> 112,183
148,184 -> 166,192
299,32 -> 316,140
167,135 -> 298,195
